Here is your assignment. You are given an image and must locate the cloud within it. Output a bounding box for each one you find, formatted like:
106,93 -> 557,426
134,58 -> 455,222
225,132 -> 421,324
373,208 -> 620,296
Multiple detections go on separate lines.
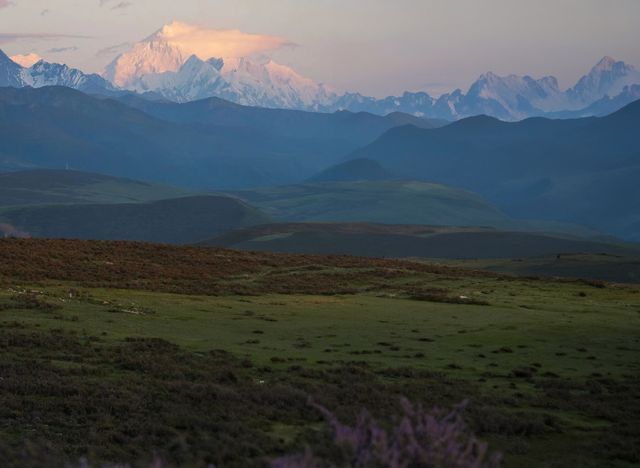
0,33 -> 91,45
110,1 -> 132,10
0,0 -> 11,9
150,21 -> 295,60
10,53 -> 42,67
96,42 -> 131,57
99,0 -> 132,8
47,46 -> 79,53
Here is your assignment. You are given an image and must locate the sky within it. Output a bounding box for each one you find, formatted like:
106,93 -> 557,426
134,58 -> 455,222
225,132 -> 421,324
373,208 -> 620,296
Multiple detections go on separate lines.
1,0 -> 639,97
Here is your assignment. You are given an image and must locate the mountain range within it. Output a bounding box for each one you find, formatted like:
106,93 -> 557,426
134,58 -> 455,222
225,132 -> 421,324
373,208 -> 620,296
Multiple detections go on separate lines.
350,100 -> 640,240
1,83 -> 638,239
103,22 -> 337,110
1,21 -> 640,120
0,50 -> 118,95
332,57 -> 640,121
0,86 -> 441,189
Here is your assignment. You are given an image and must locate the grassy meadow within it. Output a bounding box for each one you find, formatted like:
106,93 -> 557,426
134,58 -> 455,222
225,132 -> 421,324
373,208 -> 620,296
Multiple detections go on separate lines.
0,239 -> 638,466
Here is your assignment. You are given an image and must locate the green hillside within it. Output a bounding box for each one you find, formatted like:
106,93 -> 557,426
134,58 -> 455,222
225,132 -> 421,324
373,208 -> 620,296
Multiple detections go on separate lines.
0,169 -> 190,207
0,195 -> 270,244
233,180 -> 596,236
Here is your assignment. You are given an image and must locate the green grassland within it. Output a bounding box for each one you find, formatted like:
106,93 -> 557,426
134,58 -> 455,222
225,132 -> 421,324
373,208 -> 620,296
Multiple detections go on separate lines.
0,170 -> 190,208
2,281 -> 638,379
233,180 -> 599,237
0,239 -> 639,466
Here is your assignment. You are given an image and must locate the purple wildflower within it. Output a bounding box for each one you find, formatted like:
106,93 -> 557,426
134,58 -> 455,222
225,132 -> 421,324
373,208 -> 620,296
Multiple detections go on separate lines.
273,397 -> 501,468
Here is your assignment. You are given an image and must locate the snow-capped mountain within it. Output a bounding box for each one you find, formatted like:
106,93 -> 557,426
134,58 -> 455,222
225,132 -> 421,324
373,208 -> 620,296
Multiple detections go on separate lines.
328,57 -> 640,121
104,21 -> 337,109
567,56 -> 640,107
0,49 -> 117,95
459,72 -> 567,119
126,54 -> 337,109
2,26 -> 639,122
25,61 -> 118,94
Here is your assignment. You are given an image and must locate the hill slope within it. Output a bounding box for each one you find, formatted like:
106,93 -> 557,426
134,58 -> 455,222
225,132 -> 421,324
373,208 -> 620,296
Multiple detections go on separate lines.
232,180 -> 596,236
307,159 -> 396,182
0,195 -> 269,244
350,100 -> 640,240
0,169 -> 189,207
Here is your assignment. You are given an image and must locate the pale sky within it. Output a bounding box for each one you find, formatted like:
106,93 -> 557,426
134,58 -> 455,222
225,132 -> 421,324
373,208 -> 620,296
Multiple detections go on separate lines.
1,0 -> 639,97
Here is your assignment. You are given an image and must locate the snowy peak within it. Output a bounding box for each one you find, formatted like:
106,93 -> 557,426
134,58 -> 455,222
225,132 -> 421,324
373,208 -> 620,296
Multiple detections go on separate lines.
104,39 -> 187,88
464,70 -> 566,118
454,57 -> 640,119
0,49 -> 116,94
25,60 -> 117,94
100,23 -> 640,118
104,20 -> 292,87
568,56 -> 640,105
104,21 -> 336,108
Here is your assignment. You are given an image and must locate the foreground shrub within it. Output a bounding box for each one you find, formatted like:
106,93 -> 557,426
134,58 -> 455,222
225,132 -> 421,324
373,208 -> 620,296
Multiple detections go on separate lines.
273,398 -> 501,467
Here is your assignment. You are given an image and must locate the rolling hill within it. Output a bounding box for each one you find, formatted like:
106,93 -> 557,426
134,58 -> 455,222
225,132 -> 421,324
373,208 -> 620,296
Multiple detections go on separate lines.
0,195 -> 269,244
0,169 -> 604,247
232,180 -> 598,236
0,169 -> 272,243
0,169 -> 189,207
349,100 -> 640,240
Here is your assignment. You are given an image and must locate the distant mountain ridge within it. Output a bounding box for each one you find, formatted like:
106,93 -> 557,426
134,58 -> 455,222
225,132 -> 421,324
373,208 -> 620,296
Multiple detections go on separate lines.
102,25 -> 640,120
2,22 -> 639,120
333,57 -> 640,121
108,93 -> 445,145
0,86 -> 442,189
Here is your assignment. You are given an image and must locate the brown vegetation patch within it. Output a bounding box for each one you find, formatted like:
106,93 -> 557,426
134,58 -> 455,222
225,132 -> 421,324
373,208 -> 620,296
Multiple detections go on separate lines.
0,238 -> 500,296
